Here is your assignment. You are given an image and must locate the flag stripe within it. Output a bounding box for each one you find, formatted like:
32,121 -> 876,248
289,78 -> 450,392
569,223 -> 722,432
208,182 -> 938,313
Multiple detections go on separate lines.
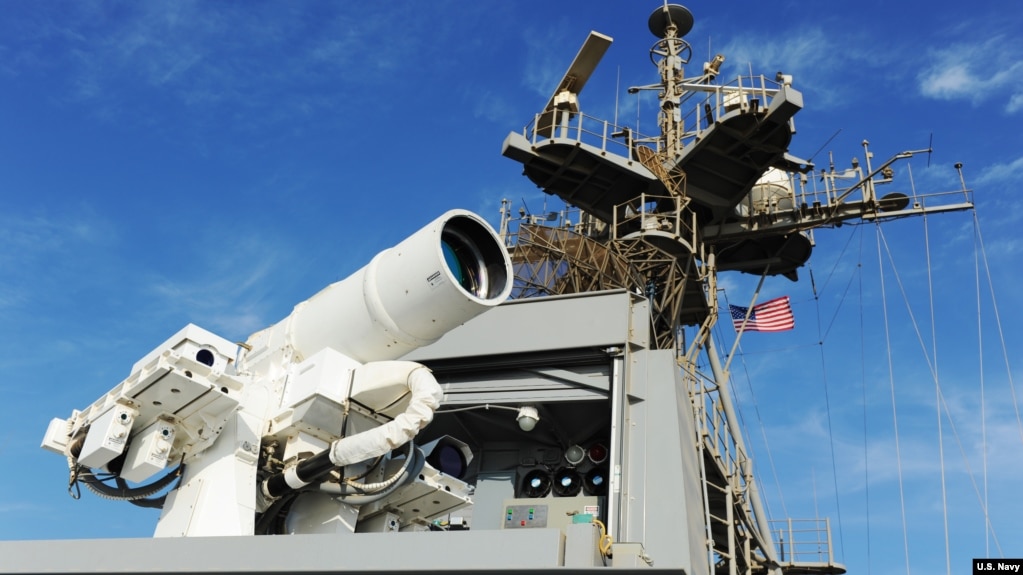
729,296 -> 794,332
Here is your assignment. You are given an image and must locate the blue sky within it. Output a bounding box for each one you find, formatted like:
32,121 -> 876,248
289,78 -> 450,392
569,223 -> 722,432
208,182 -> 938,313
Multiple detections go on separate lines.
1,1 -> 1020,573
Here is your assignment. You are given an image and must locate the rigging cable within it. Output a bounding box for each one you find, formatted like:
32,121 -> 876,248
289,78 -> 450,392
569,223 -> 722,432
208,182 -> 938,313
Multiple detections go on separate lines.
920,203 -> 951,575
974,208 -> 989,558
807,264 -> 845,559
973,209 -> 1023,450
876,224 -> 1005,556
798,224 -> 863,562
908,163 -> 952,574
875,222 -> 911,575
818,226 -> 865,341
856,228 -> 872,575
965,206 -> 1023,552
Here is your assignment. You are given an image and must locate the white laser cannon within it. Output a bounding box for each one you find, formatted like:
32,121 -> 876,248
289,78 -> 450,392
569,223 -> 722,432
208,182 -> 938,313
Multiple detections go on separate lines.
42,210 -> 512,536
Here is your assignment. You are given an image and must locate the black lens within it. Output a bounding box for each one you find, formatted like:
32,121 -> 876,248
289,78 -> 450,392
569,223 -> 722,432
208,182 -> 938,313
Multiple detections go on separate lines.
584,467 -> 608,495
441,228 -> 487,298
520,469 -> 552,498
426,443 -> 467,479
552,468 -> 582,497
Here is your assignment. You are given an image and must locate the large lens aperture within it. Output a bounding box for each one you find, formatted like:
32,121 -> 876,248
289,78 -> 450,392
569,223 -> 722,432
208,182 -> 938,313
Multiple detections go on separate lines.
441,229 -> 487,298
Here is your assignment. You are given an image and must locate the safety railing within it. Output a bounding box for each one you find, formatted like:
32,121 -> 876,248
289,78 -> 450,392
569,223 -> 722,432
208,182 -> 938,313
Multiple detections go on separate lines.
610,193 -> 696,247
675,74 -> 786,147
521,110 -> 658,161
687,367 -> 743,485
519,73 -> 788,163
769,517 -> 837,565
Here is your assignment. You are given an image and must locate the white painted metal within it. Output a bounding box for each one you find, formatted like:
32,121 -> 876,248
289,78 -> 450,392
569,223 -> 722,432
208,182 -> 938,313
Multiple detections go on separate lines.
329,361 -> 443,466
77,403 -> 137,469
277,209 -> 512,363
120,418 -> 176,482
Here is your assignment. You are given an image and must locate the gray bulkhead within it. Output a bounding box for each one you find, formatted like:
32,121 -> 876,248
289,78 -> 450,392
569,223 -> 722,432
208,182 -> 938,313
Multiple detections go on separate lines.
408,289 -> 710,573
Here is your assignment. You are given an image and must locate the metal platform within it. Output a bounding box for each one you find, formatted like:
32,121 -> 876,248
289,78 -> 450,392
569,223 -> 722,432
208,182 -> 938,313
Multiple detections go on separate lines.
502,82 -> 804,228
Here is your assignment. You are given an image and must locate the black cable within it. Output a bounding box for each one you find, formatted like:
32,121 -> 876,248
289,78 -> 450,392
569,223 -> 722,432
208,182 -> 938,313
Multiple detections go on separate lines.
254,492 -> 299,535
78,465 -> 184,501
119,472 -> 185,509
126,495 -> 168,509
317,446 -> 425,506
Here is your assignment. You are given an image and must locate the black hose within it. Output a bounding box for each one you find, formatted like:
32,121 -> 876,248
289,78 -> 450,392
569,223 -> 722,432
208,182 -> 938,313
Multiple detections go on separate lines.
119,474 -> 184,509
254,492 -> 299,535
78,465 -> 184,501
126,494 -> 168,509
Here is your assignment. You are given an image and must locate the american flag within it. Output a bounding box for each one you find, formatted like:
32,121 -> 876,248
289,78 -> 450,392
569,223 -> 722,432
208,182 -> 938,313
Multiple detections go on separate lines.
729,296 -> 795,333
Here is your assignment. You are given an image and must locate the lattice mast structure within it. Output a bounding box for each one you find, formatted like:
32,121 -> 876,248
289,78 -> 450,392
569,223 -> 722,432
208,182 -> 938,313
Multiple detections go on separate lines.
503,6 -> 707,353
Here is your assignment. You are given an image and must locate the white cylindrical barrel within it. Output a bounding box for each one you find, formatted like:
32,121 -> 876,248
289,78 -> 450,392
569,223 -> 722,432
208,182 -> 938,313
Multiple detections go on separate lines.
284,210 -> 512,363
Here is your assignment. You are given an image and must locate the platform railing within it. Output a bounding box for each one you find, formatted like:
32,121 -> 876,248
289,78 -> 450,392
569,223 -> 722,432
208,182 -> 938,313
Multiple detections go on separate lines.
769,517 -> 837,565
520,73 -> 787,164
610,193 -> 696,246
522,110 -> 659,161
677,74 -> 785,146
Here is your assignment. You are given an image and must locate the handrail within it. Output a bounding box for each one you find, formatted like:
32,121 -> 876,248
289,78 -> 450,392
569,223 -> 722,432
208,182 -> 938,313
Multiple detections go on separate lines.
769,517 -> 837,564
520,74 -> 787,165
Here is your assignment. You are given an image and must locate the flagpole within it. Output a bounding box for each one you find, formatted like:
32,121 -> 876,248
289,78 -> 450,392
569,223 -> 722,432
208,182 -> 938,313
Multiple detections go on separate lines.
723,264 -> 771,375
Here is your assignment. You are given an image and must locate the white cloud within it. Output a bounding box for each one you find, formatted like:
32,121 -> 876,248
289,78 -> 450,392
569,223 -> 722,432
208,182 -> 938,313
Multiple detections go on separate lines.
471,88 -> 516,126
973,156 -> 1023,187
522,27 -> 574,100
1008,93 -> 1023,114
918,36 -> 1023,112
6,3 -> 485,138
719,27 -> 837,77
919,64 -> 975,100
981,236 -> 1023,259
715,27 -> 882,108
0,207 -> 116,308
145,233 -> 293,340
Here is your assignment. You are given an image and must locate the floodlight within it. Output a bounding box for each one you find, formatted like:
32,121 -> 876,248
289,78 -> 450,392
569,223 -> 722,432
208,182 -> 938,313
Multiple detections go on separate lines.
516,405 -> 540,432
552,467 -> 582,497
564,445 -> 585,466
521,469 -> 552,498
584,467 -> 609,496
421,436 -> 473,479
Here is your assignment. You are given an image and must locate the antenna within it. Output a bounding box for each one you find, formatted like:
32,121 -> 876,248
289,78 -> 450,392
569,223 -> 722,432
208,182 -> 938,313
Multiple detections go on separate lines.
520,197 -> 533,216
807,128 -> 842,164
648,3 -> 694,38
927,132 -> 934,167
535,32 -> 613,138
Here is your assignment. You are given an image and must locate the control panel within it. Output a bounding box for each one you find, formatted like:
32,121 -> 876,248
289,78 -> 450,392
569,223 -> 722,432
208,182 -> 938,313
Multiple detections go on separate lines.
501,496 -> 600,531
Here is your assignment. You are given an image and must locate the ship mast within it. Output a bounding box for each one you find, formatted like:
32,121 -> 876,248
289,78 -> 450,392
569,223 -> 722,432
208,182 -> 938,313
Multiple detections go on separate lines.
501,2 -> 973,573
649,4 -> 693,158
